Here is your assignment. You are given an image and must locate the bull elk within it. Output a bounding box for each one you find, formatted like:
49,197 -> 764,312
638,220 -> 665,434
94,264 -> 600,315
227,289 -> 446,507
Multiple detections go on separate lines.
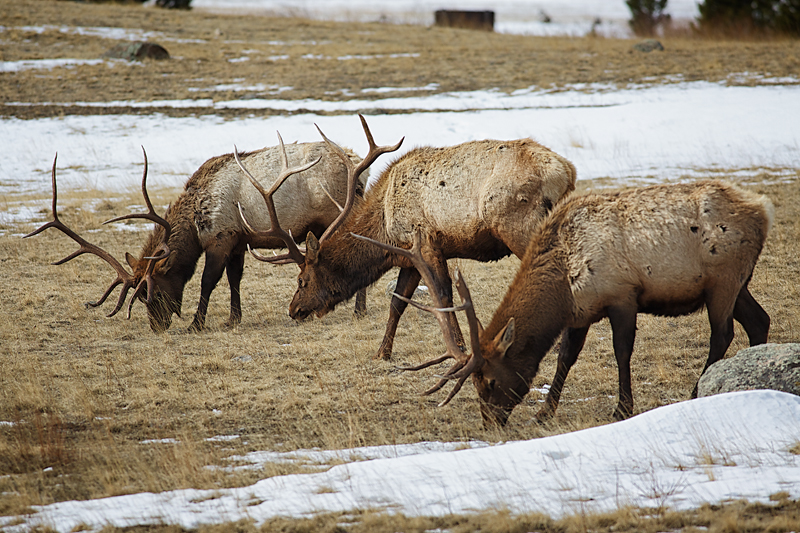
245,115 -> 577,360
363,181 -> 773,427
25,139 -> 367,332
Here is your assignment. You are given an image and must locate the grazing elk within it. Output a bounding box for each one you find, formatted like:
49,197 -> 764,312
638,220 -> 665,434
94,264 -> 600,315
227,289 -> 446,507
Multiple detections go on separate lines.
245,115 -> 576,360
363,181 -> 773,427
25,139 -> 367,332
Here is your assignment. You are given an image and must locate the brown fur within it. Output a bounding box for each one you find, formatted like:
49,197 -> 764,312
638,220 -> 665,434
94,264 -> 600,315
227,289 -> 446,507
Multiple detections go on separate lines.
126,142 -> 366,332
471,180 -> 774,427
290,138 -> 577,360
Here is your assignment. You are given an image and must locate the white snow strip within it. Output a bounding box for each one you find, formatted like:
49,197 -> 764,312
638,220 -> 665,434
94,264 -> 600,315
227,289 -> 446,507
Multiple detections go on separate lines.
3,391 -> 798,532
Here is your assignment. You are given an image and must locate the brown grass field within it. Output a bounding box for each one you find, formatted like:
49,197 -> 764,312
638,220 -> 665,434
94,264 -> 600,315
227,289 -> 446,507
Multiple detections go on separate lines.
1,0 -> 799,531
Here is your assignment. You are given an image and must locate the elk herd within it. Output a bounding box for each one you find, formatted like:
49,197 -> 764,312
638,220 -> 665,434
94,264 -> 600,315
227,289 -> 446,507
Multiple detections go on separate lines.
26,115 -> 774,428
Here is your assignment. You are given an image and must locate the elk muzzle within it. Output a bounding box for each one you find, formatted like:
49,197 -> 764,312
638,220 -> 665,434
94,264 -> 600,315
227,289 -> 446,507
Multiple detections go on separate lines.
479,401 -> 512,428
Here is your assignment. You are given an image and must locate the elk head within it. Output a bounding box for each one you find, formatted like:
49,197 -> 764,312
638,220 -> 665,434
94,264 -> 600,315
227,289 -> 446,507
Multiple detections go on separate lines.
354,227 -> 534,428
25,148 -> 176,332
236,115 -> 403,320
470,317 -> 533,427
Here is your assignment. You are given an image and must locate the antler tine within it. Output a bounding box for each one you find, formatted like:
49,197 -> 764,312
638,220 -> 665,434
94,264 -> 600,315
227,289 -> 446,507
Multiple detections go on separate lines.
234,137 -> 319,265
23,153 -> 138,317
444,269 -> 485,379
316,115 -> 404,244
104,147 -> 171,262
350,230 -> 466,362
353,230 -> 487,406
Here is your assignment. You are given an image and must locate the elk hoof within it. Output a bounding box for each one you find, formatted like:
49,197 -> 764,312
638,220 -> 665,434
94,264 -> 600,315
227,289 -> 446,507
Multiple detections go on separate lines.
187,321 -> 205,333
373,351 -> 391,361
533,408 -> 555,425
612,406 -> 632,421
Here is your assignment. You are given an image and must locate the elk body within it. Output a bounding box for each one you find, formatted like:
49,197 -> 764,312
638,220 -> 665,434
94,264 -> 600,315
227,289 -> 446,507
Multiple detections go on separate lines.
386,181 -> 773,427
284,117 -> 577,360
26,142 -> 366,332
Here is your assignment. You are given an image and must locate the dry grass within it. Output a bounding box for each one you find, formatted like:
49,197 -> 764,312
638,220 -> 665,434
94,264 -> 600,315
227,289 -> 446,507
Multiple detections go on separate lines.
1,0 -> 799,529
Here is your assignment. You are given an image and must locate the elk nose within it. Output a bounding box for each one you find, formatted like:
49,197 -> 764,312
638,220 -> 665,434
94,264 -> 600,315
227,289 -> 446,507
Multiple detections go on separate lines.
289,305 -> 310,321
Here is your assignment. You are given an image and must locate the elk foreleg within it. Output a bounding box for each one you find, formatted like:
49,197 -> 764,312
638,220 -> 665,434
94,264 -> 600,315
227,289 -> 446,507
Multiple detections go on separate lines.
224,250 -> 245,330
424,249 -> 466,354
375,267 -> 421,360
537,326 -> 589,423
607,305 -> 638,420
189,248 -> 228,332
733,284 -> 770,346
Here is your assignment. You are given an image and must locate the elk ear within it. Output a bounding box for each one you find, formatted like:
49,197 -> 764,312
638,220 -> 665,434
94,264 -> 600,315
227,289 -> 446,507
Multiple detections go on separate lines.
493,317 -> 515,359
125,252 -> 138,270
305,232 -> 320,265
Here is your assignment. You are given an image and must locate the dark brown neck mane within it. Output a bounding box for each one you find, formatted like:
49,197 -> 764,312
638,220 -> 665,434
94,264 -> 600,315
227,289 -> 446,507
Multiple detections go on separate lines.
315,189 -> 410,305
140,192 -> 203,285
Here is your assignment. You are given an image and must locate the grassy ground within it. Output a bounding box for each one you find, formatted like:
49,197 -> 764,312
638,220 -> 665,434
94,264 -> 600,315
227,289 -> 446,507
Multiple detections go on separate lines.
2,0 -> 800,120
1,1 -> 799,531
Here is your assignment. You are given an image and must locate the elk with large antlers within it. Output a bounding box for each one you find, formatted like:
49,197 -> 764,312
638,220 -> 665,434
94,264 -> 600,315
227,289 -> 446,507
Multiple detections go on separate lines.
249,115 -> 576,360
367,181 -> 773,427
25,139 -> 367,332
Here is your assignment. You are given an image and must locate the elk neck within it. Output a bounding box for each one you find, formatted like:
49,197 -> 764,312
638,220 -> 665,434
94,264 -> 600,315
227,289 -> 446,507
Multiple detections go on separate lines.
316,193 -> 405,303
481,221 -> 575,384
139,192 -> 202,285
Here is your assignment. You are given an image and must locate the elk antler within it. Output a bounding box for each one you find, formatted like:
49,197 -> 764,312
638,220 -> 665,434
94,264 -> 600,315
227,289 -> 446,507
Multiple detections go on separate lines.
351,229 -> 485,406
102,146 -> 174,317
316,114 -> 404,244
24,153 -> 134,317
234,133 -> 321,265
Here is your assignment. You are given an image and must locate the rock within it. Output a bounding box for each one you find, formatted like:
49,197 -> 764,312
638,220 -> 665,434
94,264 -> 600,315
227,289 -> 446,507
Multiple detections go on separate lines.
698,343 -> 800,398
632,39 -> 664,53
103,42 -> 170,61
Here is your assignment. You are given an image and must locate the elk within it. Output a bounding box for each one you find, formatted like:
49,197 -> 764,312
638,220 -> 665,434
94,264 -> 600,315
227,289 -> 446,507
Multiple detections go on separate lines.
363,181 -> 773,427
25,139 -> 367,332
248,115 -> 577,360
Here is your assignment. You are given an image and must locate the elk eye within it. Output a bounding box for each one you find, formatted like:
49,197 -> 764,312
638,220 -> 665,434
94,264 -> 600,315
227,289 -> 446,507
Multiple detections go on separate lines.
486,379 -> 496,391
298,278 -> 305,289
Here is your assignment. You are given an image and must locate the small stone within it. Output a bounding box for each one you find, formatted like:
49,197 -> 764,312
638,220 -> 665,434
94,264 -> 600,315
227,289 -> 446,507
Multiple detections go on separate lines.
633,39 -> 664,53
103,42 -> 170,61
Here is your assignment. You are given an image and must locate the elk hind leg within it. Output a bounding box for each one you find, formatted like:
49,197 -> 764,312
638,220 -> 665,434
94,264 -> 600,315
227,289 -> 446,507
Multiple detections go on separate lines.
375,267 -> 421,360
537,326 -> 589,423
733,284 -> 769,346
224,250 -> 245,330
692,289 -> 737,398
607,305 -> 638,420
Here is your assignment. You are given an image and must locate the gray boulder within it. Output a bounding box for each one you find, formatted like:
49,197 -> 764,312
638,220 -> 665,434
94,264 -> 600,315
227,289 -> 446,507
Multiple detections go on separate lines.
698,343 -> 800,398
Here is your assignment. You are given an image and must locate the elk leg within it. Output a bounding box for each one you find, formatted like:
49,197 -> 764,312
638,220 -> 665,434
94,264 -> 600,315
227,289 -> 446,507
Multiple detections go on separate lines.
607,305 -> 638,420
354,288 -> 367,318
733,284 -> 769,346
189,249 -> 228,332
692,291 -> 737,398
375,267 -> 421,360
537,326 -> 589,423
224,250 -> 245,330
424,250 -> 465,351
